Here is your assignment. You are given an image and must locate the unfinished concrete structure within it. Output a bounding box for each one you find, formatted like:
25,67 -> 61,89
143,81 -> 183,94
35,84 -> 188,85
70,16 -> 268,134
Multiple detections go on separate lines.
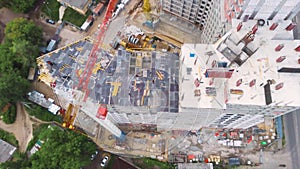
201,0 -> 300,43
37,37 -> 181,133
162,0 -> 213,28
180,19 -> 300,129
237,0 -> 300,21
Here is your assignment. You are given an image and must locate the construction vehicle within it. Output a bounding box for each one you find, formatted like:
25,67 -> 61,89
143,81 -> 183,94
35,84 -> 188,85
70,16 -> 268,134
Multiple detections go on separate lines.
142,0 -> 160,29
62,104 -> 77,129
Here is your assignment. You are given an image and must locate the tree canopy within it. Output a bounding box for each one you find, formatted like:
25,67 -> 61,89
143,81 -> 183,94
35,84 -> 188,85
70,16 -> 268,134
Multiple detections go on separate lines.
4,18 -> 42,45
0,18 -> 42,105
0,0 -> 36,13
0,126 -> 97,169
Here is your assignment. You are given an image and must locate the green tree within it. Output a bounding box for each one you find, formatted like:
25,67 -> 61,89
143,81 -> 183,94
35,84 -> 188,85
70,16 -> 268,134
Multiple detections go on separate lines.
0,72 -> 30,103
1,126 -> 97,169
28,127 -> 96,169
0,43 -> 14,74
1,0 -> 36,13
2,104 -> 17,124
0,17 -> 42,106
4,18 -> 42,45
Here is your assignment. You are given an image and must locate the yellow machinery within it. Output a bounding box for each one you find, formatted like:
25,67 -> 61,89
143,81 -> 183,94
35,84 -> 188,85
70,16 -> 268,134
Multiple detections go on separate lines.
106,82 -> 121,96
143,0 -> 151,17
125,48 -> 155,52
156,70 -> 164,80
62,103 -> 78,130
92,62 -> 104,74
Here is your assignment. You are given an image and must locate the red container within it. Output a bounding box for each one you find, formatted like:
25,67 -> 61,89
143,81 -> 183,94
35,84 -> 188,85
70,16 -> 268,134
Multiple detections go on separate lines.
275,83 -> 284,90
249,79 -> 256,87
252,24 -> 258,34
276,56 -> 286,63
275,44 -> 284,51
295,45 -> 300,52
286,23 -> 296,31
237,22 -> 243,31
236,79 -> 242,87
269,23 -> 278,30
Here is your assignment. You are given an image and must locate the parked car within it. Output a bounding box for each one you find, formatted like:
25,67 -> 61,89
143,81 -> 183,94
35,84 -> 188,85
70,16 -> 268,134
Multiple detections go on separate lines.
46,19 -> 55,25
100,156 -> 109,167
90,150 -> 98,161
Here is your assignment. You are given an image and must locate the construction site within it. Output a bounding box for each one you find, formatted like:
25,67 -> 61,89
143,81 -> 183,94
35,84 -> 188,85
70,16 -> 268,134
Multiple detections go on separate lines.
30,0 -> 300,168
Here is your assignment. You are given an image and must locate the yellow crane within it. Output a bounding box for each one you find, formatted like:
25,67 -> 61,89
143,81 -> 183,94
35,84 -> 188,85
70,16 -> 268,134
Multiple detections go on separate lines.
143,0 -> 151,19
62,103 -> 78,130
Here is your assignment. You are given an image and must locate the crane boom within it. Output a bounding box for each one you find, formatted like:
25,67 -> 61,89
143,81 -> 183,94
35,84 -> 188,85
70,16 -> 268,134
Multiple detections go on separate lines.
77,0 -> 119,101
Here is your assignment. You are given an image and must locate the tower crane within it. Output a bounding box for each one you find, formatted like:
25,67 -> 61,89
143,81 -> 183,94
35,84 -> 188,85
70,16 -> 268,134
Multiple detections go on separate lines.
63,0 -> 125,139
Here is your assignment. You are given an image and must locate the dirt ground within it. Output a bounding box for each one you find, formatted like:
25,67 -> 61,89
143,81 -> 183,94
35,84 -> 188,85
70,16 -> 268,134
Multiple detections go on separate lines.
0,103 -> 33,152
0,8 -> 24,43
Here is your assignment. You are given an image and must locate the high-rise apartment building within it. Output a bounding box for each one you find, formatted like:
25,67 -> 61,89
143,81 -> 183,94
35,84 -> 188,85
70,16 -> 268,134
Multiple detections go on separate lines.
162,0 -> 213,28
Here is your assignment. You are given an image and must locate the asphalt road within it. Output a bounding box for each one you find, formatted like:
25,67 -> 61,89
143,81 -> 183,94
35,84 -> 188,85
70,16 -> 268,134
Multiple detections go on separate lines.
283,109 -> 300,169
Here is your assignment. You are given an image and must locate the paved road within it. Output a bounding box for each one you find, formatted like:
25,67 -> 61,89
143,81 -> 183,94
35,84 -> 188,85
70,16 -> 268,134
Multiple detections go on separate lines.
283,109 -> 300,169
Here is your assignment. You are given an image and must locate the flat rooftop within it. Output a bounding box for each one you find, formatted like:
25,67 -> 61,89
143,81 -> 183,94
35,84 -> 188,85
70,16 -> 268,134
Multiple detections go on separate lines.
180,19 -> 300,108
37,37 -> 179,114
58,0 -> 90,11
0,139 -> 16,163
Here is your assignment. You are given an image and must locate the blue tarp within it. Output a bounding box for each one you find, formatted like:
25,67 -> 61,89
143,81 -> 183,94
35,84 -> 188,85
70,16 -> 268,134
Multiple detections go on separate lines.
275,116 -> 283,139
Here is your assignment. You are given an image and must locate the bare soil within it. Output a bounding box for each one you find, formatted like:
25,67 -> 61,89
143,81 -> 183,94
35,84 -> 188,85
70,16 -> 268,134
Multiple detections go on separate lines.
0,103 -> 33,152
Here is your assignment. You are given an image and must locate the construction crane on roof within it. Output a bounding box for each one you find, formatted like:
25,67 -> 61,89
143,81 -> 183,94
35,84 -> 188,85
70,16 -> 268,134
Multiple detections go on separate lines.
77,0 -> 119,100
63,0 -> 125,139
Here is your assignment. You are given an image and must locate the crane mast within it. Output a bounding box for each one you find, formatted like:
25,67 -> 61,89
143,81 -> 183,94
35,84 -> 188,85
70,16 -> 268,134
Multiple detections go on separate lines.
67,0 -> 125,139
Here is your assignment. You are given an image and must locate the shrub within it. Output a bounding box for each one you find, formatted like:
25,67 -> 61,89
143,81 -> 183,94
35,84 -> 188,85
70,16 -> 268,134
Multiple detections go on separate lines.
26,104 -> 62,123
0,128 -> 18,147
2,104 -> 17,124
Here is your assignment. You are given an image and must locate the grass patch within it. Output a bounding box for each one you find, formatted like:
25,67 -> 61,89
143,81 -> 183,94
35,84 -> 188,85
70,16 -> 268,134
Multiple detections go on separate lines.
0,128 -> 18,147
41,0 -> 60,21
63,8 -> 91,27
133,157 -> 175,169
26,124 -> 49,151
25,103 -> 62,123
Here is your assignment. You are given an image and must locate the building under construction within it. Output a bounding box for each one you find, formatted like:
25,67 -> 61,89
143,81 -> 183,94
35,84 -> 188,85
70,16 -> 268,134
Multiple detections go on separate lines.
37,10 -> 300,136
37,36 -> 181,134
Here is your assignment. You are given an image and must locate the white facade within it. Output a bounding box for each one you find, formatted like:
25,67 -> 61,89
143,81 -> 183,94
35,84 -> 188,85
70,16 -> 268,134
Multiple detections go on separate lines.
162,0 -> 213,27
238,0 -> 300,20
201,0 -> 300,44
179,19 -> 300,129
